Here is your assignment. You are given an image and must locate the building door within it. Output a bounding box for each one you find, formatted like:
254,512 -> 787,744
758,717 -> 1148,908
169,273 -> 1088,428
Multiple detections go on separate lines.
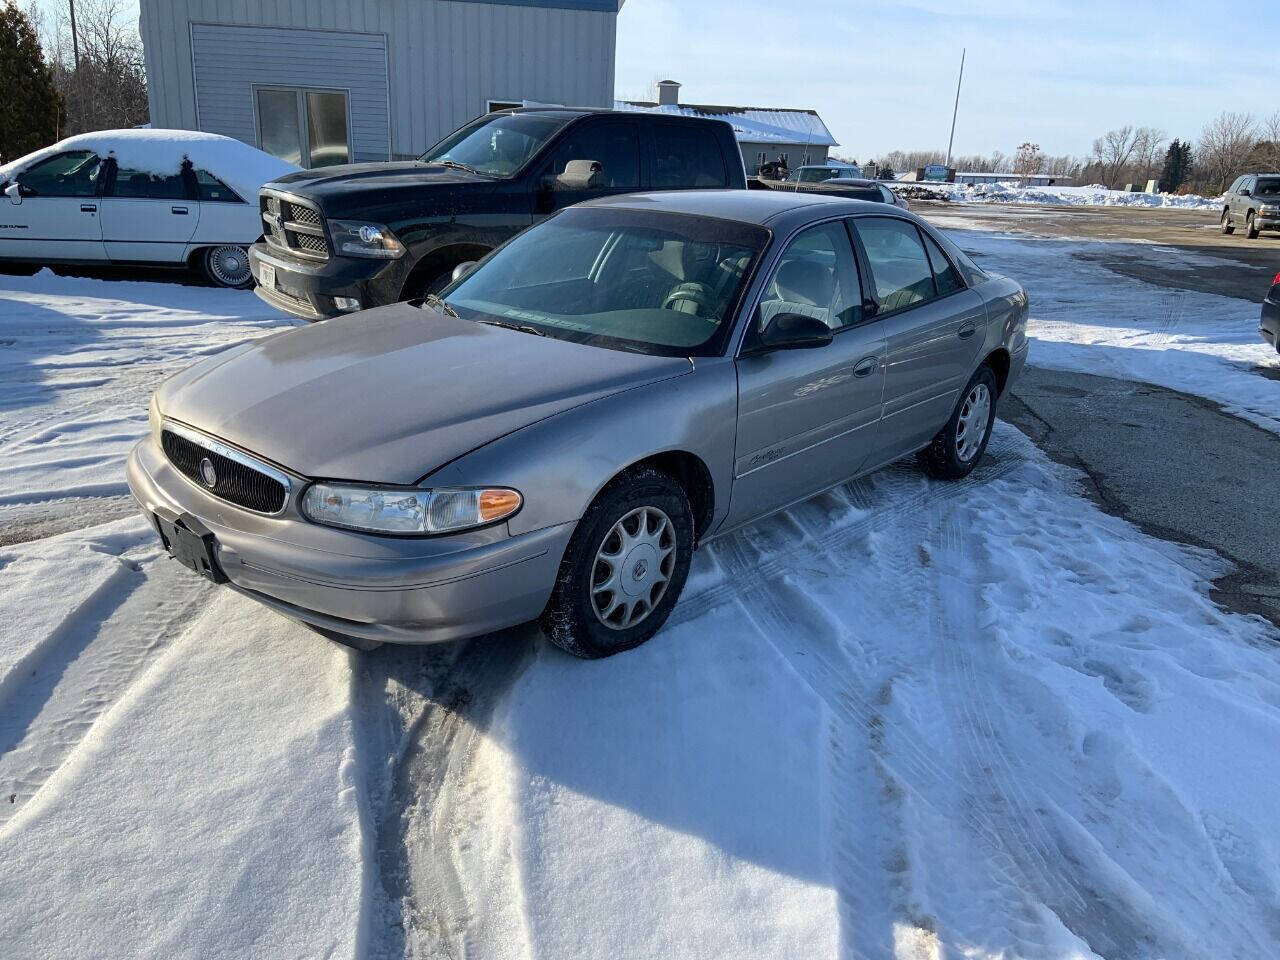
256,87 -> 351,168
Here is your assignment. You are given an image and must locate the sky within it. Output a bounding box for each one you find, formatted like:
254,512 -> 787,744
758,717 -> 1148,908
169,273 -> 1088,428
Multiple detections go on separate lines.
30,0 -> 1280,162
615,0 -> 1280,161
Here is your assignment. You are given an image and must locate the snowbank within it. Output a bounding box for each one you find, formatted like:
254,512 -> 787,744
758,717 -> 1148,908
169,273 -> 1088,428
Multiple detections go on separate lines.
907,180 -> 1222,210
0,129 -> 297,204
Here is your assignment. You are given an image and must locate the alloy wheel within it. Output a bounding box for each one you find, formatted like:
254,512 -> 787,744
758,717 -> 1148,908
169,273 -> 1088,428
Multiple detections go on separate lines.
590,506 -> 677,630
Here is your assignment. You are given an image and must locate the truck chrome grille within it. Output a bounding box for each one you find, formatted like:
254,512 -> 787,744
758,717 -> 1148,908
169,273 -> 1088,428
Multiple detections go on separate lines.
261,189 -> 329,261
161,426 -> 289,514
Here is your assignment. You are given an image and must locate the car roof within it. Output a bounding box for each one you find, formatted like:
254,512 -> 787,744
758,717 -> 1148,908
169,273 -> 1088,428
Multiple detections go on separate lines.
825,178 -> 879,186
580,188 -> 897,226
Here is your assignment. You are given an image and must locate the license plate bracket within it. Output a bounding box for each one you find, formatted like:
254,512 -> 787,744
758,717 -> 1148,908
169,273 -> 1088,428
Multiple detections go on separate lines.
155,513 -> 227,584
260,262 -> 276,291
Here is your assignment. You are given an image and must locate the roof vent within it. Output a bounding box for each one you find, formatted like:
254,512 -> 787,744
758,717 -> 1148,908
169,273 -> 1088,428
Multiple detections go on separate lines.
656,79 -> 681,106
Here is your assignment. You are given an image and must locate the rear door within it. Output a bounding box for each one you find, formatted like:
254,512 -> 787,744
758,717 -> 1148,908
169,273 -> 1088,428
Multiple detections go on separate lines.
0,150 -> 106,261
99,160 -> 200,262
851,215 -> 987,461
535,118 -> 643,218
728,220 -> 886,526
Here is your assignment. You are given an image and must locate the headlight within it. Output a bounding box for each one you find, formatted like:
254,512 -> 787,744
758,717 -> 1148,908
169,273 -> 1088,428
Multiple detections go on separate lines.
148,395 -> 162,446
328,220 -> 405,259
301,483 -> 522,535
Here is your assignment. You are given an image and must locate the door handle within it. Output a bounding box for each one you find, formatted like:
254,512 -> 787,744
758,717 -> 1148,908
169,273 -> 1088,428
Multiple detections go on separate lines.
80,203 -> 97,213
853,356 -> 880,378
171,206 -> 188,215
958,321 -> 977,339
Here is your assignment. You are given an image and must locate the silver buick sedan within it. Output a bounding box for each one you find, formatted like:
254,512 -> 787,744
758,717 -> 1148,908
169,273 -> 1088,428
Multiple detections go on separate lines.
127,190 -> 1028,658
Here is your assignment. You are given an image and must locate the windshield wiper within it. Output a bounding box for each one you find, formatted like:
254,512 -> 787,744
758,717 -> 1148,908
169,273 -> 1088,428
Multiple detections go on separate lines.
435,159 -> 495,178
476,318 -> 547,337
423,294 -> 459,318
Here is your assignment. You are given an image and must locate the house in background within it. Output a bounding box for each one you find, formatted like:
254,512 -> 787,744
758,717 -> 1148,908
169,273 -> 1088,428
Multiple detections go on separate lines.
617,80 -> 838,176
137,0 -> 623,167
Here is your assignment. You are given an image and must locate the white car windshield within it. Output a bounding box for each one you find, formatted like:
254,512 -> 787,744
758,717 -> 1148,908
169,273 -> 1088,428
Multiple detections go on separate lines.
444,208 -> 769,356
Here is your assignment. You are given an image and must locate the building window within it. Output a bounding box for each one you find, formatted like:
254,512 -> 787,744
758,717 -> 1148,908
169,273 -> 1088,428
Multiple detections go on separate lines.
256,87 -> 351,168
486,99 -> 523,113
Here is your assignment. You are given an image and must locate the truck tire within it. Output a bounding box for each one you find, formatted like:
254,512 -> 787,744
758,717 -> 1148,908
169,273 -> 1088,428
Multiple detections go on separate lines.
1220,209 -> 1234,234
1246,212 -> 1260,239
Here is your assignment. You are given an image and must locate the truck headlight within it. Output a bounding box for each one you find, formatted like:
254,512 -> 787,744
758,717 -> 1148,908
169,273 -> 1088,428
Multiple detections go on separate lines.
148,395 -> 162,446
329,220 -> 406,259
301,483 -> 521,535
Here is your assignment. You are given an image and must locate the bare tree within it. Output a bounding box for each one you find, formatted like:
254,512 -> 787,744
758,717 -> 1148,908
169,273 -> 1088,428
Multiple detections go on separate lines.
1255,111 -> 1280,173
1132,127 -> 1167,184
42,0 -> 147,134
1092,126 -> 1140,189
1013,142 -> 1042,185
1197,111 -> 1256,194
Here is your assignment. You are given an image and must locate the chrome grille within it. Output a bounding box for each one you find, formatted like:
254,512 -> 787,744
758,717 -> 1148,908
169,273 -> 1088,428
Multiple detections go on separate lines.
161,426 -> 289,514
261,189 -> 329,261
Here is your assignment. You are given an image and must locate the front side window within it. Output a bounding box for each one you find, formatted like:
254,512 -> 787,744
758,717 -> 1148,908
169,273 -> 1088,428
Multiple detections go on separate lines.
546,122 -> 639,190
754,221 -> 863,338
444,208 -> 768,357
17,151 -> 102,197
653,125 -> 728,188
420,113 -> 569,177
854,217 -> 937,314
112,166 -> 187,200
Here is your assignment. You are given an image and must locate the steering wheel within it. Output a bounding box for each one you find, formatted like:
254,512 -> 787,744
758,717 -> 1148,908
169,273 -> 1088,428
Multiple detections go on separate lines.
662,282 -> 719,317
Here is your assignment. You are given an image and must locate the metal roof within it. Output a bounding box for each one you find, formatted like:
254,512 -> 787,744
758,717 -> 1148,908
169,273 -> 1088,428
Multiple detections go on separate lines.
614,100 -> 839,148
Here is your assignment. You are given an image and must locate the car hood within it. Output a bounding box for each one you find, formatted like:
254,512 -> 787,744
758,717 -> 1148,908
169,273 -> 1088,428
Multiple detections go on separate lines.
157,303 -> 692,485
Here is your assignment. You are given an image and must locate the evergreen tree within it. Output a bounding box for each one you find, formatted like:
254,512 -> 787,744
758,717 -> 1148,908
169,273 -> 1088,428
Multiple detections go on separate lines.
1158,139 -> 1193,193
878,166 -> 896,181
0,2 -> 63,164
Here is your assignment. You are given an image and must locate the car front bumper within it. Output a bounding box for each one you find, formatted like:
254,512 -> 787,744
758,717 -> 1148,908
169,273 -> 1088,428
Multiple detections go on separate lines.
249,242 -> 413,321
1262,291 -> 1280,350
126,438 -> 573,644
1255,214 -> 1280,231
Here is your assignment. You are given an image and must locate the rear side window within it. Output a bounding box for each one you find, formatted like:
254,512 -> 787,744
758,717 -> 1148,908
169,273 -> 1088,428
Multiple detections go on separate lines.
921,230 -> 963,295
853,217 -> 937,313
653,125 -> 727,188
113,167 -> 187,200
17,151 -> 102,197
194,169 -> 243,202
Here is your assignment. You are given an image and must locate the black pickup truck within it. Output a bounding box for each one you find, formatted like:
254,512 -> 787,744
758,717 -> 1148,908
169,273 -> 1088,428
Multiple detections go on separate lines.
249,107 -> 746,320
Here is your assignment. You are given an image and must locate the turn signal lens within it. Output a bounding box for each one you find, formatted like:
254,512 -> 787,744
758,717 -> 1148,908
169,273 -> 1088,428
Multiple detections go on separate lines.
301,483 -> 521,535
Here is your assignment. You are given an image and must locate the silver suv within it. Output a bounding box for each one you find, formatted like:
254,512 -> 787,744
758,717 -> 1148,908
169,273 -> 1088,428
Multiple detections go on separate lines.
1221,174 -> 1280,239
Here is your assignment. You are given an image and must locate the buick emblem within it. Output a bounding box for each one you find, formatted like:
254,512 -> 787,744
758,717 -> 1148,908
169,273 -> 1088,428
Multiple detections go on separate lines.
199,457 -> 218,488
632,559 -> 648,580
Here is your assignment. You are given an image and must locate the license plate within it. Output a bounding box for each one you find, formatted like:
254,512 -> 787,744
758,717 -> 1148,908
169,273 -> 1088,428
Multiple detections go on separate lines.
259,263 -> 276,291
155,514 -> 227,584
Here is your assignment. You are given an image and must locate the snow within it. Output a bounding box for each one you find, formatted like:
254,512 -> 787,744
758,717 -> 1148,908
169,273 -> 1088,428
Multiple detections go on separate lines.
2,256 -> 1280,958
906,180 -> 1223,210
0,129 -> 298,204
615,100 -> 839,146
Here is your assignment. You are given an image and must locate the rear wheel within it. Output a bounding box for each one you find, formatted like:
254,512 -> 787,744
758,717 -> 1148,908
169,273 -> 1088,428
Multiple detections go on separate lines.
918,365 -> 997,480
1246,212 -> 1260,240
1220,209 -> 1234,235
540,468 -> 694,659
202,244 -> 253,288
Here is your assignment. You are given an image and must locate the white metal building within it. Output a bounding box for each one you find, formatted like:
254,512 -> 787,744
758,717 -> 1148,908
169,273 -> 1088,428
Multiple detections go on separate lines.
138,0 -> 622,166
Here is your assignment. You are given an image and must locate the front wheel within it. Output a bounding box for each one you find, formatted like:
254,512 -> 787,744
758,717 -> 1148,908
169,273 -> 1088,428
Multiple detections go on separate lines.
540,468 -> 694,659
202,245 -> 253,288
918,365 -> 997,480
1220,209 -> 1235,235
1246,212 -> 1260,240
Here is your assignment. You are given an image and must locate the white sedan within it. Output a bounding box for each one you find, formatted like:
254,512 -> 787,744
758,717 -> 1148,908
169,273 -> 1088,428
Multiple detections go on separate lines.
0,129 -> 297,288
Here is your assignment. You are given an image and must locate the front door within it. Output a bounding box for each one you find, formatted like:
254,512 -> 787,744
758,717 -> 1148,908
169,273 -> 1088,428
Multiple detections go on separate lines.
728,220 -> 886,527
851,215 -> 987,460
0,150 -> 105,261
100,162 -> 200,263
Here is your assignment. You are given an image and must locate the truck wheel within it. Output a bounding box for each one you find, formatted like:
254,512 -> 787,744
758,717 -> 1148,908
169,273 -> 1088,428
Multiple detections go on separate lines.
918,365 -> 997,480
203,245 -> 253,288
1220,209 -> 1234,235
1246,212 -> 1260,239
403,268 -> 453,302
540,468 -> 694,659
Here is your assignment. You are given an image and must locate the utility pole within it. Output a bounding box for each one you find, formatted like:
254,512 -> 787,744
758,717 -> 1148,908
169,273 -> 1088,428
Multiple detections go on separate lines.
945,48 -> 965,168
68,0 -> 81,69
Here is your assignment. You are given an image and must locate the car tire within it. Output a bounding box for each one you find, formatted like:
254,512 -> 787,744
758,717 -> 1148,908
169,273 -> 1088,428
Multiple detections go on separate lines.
403,268 -> 454,302
918,365 -> 998,480
540,467 -> 694,659
1246,212 -> 1260,240
202,245 -> 254,288
0,261 -> 40,276
1220,209 -> 1234,235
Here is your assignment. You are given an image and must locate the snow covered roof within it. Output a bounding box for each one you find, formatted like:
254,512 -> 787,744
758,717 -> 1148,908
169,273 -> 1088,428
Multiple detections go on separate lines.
614,100 -> 839,148
0,129 -> 298,204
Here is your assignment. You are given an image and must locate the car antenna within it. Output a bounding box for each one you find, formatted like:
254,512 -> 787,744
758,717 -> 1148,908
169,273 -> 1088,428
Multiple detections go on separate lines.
794,114 -> 817,193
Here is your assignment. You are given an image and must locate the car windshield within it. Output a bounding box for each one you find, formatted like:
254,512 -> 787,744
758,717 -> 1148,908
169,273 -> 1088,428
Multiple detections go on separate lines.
1255,178 -> 1280,197
418,113 -> 570,177
442,207 -> 769,357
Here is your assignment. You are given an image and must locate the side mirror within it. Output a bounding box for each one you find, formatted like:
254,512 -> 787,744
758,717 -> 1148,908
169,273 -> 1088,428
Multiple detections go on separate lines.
758,312 -> 833,351
553,159 -> 604,192
4,182 -> 21,205
1241,188 -> 1252,196
451,260 -> 478,283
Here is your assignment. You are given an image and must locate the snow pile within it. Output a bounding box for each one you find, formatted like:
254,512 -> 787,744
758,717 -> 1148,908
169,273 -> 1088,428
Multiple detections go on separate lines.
0,129 -> 298,202
909,180 -> 1222,210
